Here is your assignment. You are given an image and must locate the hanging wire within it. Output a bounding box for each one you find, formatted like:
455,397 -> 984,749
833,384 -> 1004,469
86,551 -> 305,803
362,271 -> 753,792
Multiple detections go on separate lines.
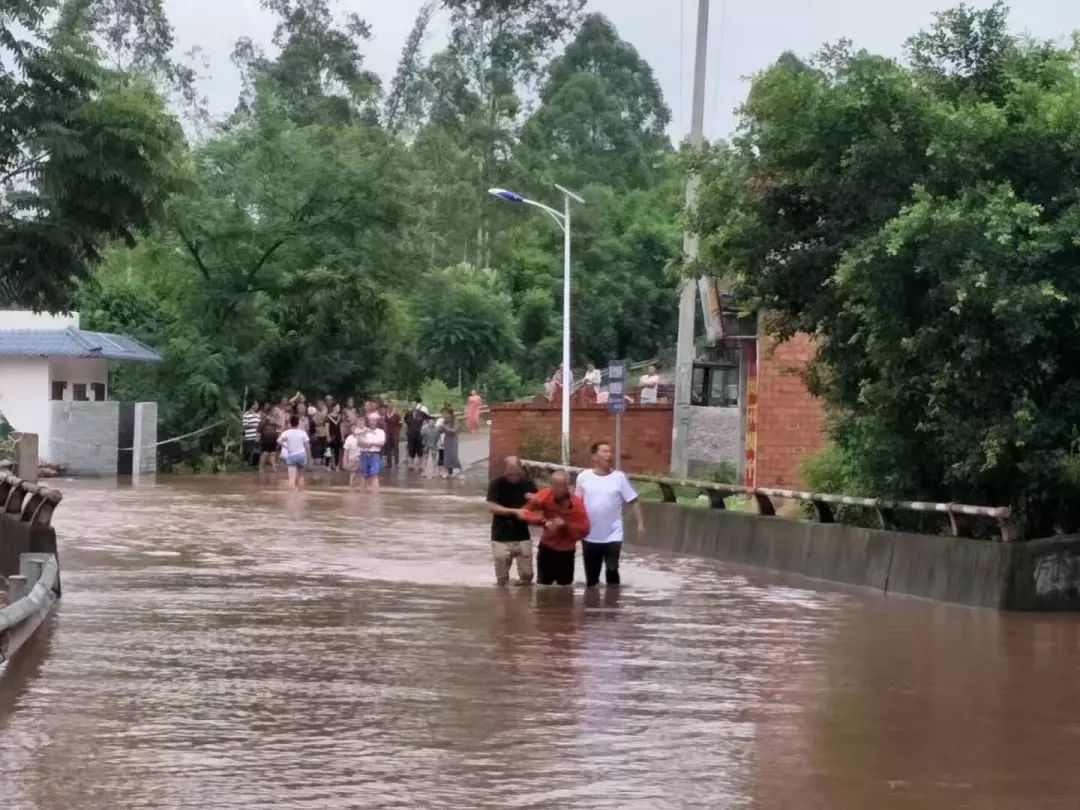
679,0 -> 686,135
709,0 -> 729,139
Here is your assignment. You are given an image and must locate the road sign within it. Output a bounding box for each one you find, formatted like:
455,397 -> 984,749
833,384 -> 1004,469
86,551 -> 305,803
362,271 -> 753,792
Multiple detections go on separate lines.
608,360 -> 626,470
607,360 -> 626,414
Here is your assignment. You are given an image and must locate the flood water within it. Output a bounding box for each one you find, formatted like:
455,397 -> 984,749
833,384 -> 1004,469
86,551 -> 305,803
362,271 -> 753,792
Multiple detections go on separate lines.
2,475 -> 1080,809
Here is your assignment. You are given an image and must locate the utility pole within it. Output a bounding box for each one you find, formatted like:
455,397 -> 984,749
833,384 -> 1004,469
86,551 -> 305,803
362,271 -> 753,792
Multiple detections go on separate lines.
671,0 -> 710,477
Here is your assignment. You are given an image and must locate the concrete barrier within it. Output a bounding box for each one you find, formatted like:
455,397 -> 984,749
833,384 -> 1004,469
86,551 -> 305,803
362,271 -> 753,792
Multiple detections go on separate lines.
626,502 -> 1080,611
14,432 -> 38,482
0,472 -> 62,587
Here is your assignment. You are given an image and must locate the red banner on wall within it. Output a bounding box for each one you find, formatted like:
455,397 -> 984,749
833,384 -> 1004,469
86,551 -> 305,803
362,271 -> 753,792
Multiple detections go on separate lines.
744,341 -> 758,488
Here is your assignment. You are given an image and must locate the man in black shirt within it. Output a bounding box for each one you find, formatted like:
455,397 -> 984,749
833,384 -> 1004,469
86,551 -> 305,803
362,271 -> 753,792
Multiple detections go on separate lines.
485,456 -> 537,586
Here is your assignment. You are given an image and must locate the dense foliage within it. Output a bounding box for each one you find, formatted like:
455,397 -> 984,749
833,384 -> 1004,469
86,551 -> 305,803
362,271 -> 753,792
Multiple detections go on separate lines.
0,0 -> 185,310
694,2 -> 1080,534
0,1 -> 682,460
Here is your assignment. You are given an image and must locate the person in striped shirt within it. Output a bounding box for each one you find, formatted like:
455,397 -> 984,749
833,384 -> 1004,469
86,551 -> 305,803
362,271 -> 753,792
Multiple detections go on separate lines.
242,401 -> 262,469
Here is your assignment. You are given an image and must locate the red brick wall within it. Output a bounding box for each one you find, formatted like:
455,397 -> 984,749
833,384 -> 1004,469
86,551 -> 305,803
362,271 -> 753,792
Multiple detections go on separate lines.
755,334 -> 826,488
489,404 -> 672,477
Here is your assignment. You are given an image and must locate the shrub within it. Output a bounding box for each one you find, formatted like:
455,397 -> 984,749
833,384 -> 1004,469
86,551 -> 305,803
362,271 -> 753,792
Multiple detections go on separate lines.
420,378 -> 465,412
478,362 -> 522,404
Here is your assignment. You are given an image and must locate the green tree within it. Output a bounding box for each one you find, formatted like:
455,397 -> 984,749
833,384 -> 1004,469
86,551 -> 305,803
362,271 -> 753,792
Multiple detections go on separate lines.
401,0 -> 585,267
233,0 -> 379,126
80,78 -> 414,453
478,361 -> 522,403
415,264 -> 523,383
519,13 -> 671,191
384,1 -> 437,136
694,2 -> 1080,534
0,2 -> 184,311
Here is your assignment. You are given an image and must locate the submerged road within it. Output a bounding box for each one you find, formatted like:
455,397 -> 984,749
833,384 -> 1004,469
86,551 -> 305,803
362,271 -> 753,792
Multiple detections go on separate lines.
1,475 -> 1079,809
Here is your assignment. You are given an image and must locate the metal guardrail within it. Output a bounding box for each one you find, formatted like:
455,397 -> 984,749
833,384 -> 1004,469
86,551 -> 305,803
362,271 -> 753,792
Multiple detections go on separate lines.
0,472 -> 63,528
0,553 -> 60,664
520,461 -> 1019,542
0,555 -> 59,632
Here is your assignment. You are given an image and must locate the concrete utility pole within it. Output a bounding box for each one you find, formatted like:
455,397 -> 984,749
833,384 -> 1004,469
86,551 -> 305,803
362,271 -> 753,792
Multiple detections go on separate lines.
671,0 -> 710,477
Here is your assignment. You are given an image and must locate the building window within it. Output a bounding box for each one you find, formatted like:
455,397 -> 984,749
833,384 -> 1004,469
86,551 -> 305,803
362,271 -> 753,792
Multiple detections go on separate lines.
73,383 -> 88,402
51,381 -> 67,401
692,364 -> 741,408
710,368 -> 740,407
91,382 -> 106,402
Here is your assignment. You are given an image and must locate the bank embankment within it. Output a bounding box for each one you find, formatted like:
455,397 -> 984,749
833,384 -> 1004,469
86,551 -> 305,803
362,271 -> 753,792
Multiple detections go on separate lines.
626,502 -> 1080,611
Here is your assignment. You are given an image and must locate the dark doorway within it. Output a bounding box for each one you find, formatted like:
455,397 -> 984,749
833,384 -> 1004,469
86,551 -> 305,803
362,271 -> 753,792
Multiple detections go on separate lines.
117,402 -> 135,475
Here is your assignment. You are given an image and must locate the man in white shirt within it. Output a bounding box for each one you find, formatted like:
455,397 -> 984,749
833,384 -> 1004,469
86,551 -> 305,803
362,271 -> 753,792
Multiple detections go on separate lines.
575,441 -> 645,587
639,364 -> 660,405
357,413 -> 387,491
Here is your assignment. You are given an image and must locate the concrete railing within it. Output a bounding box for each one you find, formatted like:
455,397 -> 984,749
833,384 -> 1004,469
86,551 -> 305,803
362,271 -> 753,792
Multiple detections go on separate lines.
0,471 -> 63,528
0,472 -> 63,664
0,553 -> 60,664
520,461 -> 1019,543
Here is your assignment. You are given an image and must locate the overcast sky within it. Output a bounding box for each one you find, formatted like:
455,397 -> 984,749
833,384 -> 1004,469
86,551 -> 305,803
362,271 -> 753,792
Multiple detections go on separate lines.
165,0 -> 1080,139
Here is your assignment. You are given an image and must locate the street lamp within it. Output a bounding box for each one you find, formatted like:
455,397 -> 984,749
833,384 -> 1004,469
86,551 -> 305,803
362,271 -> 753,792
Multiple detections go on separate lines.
489,184 -> 584,467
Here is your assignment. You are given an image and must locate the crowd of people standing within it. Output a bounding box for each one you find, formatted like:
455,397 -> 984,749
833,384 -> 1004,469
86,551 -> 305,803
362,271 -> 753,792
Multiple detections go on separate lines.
242,391 -> 485,491
544,362 -> 662,404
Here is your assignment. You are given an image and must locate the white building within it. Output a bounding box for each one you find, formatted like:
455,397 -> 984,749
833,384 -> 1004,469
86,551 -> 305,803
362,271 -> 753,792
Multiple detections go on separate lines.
0,311 -> 162,475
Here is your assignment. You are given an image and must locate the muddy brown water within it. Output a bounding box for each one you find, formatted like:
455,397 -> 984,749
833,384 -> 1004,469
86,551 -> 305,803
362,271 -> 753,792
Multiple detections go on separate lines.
1,475 -> 1079,809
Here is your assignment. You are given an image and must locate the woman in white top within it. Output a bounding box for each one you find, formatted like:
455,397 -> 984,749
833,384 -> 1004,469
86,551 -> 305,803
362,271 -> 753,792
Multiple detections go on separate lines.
639,364 -> 660,405
343,426 -> 362,488
277,413 -> 311,491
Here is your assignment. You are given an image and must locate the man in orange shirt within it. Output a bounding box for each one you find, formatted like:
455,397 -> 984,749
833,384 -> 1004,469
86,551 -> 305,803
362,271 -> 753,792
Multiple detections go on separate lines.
518,470 -> 590,586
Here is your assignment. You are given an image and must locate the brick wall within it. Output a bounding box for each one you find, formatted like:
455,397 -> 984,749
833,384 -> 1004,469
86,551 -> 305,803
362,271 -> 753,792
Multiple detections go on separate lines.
489,403 -> 672,477
755,334 -> 826,488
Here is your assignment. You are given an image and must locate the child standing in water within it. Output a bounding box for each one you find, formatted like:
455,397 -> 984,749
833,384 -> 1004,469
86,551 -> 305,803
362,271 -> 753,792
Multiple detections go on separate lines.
420,415 -> 439,479
343,425 -> 362,488
277,414 -> 311,491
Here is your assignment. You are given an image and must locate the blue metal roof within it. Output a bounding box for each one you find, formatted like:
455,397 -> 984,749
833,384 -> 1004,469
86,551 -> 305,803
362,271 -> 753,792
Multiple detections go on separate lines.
0,327 -> 163,362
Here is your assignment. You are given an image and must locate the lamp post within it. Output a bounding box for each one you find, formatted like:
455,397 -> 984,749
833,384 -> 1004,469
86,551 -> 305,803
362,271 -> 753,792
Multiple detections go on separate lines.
489,185 -> 584,467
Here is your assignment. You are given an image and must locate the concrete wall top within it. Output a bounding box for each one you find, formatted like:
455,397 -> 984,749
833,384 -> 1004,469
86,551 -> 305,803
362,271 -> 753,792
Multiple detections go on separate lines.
490,403 -> 673,413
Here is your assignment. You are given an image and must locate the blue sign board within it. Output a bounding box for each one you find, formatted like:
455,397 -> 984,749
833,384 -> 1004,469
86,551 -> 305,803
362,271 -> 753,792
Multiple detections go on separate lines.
607,360 -> 626,414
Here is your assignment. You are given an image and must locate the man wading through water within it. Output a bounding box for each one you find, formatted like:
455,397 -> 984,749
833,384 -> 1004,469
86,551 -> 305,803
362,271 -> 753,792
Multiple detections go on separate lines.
485,457 -> 537,586
519,469 -> 589,586
575,441 -> 645,587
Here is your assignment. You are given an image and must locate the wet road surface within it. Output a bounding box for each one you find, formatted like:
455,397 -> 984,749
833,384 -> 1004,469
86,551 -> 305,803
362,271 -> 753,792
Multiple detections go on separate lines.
2,475 -> 1080,809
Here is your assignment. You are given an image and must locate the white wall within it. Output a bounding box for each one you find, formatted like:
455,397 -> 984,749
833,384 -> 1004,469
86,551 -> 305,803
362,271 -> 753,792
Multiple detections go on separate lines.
0,310 -> 79,329
133,402 -> 158,478
49,401 -> 119,475
49,357 -> 108,400
0,357 -> 51,452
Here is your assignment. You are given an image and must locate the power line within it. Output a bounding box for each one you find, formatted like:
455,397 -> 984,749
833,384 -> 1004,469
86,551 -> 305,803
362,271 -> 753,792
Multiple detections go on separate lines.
709,0 -> 728,140
679,0 -> 686,136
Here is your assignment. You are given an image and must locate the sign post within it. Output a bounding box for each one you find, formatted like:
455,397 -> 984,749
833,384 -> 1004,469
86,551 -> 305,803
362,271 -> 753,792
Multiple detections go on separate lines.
607,360 -> 627,470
